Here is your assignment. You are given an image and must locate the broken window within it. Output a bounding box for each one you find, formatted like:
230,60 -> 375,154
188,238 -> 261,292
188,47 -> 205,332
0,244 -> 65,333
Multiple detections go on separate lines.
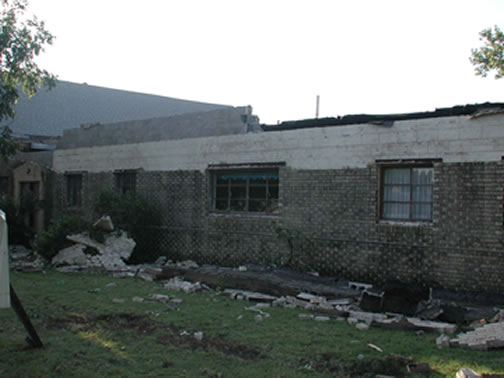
115,171 -> 136,194
66,174 -> 82,207
212,170 -> 279,214
380,165 -> 433,221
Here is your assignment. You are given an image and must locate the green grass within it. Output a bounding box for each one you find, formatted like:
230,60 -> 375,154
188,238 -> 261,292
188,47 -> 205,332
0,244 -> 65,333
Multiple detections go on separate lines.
1,270 -> 503,377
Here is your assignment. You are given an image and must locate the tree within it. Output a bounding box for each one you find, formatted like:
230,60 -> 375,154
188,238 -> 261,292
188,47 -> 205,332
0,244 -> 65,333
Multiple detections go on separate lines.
1,0 -> 56,159
470,25 -> 504,79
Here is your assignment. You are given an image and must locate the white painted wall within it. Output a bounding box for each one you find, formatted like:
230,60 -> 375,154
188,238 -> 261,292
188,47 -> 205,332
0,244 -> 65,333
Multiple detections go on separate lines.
53,114 -> 504,173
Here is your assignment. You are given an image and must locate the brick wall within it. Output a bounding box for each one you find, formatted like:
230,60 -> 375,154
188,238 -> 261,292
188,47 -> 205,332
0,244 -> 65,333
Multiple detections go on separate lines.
50,161 -> 504,293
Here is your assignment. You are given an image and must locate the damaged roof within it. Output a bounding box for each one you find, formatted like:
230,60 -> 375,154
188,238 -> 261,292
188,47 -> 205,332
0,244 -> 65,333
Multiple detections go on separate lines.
262,102 -> 504,131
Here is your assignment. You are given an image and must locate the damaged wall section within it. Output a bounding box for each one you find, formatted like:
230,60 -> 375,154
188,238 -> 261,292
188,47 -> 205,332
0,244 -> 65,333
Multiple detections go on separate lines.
50,109 -> 504,293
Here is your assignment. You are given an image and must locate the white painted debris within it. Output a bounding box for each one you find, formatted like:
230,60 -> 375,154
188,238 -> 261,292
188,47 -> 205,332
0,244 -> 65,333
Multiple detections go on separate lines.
436,334 -> 450,349
356,322 -> 369,330
93,215 -> 114,231
52,244 -> 89,266
367,343 -> 383,352
223,289 -> 277,302
154,256 -> 168,265
150,294 -> 171,303
194,331 -> 204,341
238,265 -> 247,272
132,296 -> 144,303
245,304 -> 271,318
298,313 -> 315,320
314,316 -> 330,322
52,231 -> 135,271
406,317 -> 457,334
164,277 -> 202,293
450,321 -> 504,350
456,367 -> 482,378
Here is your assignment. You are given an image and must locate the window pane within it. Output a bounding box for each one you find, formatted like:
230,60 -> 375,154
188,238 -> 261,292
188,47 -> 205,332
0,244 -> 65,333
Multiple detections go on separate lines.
384,168 -> 410,184
383,202 -> 409,219
215,186 -> 228,199
216,175 -> 228,185
230,186 -> 246,199
230,200 -> 246,211
412,203 -> 432,219
269,185 -> 279,199
249,186 -> 266,199
249,200 -> 266,212
215,199 -> 228,210
413,168 -> 433,185
413,186 -> 432,202
384,185 -> 410,202
230,174 -> 247,185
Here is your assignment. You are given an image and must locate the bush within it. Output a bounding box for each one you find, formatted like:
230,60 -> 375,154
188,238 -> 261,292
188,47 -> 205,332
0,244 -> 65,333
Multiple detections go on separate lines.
36,215 -> 89,260
94,190 -> 162,263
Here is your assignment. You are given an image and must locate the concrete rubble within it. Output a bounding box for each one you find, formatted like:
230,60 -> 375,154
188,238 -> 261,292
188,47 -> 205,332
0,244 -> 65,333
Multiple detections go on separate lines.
10,245 -> 504,353
50,230 -> 135,271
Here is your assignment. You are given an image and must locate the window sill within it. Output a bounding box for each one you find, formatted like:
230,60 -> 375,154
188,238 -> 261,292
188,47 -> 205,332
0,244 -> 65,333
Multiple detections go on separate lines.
378,220 -> 433,227
208,211 -> 280,220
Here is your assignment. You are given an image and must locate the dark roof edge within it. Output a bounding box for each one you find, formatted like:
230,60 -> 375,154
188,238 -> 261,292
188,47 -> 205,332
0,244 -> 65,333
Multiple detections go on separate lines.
261,102 -> 504,131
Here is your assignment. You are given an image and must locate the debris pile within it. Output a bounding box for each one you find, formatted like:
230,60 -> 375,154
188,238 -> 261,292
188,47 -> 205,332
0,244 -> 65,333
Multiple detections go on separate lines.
51,216 -> 135,271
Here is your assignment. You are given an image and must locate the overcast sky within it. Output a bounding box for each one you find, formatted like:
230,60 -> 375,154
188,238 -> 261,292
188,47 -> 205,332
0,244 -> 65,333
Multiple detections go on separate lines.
29,0 -> 504,124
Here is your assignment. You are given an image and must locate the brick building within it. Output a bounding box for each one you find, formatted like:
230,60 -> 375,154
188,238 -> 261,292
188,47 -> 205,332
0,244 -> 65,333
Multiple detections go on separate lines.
45,102 -> 504,293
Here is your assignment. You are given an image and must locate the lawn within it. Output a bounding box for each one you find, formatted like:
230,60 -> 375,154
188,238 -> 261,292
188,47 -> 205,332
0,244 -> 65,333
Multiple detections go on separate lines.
1,270 -> 503,377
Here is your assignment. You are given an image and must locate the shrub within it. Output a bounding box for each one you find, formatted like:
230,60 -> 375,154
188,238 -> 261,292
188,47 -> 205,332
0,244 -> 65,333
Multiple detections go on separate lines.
36,215 -> 89,260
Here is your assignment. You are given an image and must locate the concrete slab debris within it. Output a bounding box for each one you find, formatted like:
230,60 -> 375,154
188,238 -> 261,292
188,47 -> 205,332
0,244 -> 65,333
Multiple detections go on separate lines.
450,322 -> 504,350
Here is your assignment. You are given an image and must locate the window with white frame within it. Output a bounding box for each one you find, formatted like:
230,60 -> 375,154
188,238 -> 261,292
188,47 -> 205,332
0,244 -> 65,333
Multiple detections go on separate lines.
212,169 -> 279,214
380,165 -> 434,221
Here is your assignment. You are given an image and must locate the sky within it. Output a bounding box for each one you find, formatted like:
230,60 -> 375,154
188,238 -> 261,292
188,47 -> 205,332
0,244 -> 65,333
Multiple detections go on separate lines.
26,0 -> 504,124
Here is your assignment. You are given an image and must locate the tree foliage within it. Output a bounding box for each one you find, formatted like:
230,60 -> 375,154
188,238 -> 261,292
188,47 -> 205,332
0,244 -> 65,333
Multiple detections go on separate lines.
1,0 -> 56,159
470,25 -> 504,79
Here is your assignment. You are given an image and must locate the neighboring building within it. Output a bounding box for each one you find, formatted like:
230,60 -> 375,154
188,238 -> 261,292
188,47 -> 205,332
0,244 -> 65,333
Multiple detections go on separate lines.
47,102 -> 504,294
6,80 -> 232,138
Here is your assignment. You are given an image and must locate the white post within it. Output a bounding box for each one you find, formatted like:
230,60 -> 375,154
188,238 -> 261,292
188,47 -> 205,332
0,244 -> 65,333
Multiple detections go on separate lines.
0,210 -> 10,309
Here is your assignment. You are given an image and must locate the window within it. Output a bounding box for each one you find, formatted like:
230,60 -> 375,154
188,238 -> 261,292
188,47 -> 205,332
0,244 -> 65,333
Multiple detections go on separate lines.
115,171 -> 136,194
381,166 -> 433,221
212,170 -> 279,214
66,174 -> 82,207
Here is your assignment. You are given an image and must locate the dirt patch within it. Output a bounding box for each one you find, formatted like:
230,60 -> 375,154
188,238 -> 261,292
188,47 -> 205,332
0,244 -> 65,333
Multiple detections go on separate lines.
299,353 -> 414,377
44,312 -> 263,360
156,326 -> 264,361
44,312 -> 157,334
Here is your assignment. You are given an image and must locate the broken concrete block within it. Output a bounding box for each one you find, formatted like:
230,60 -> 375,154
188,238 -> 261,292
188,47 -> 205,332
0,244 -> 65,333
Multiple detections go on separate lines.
456,368 -> 481,378
52,244 -> 89,266
436,334 -> 450,349
164,277 -> 202,293
154,256 -> 168,265
356,322 -> 369,330
298,313 -> 314,320
194,331 -> 204,341
93,216 -> 114,232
